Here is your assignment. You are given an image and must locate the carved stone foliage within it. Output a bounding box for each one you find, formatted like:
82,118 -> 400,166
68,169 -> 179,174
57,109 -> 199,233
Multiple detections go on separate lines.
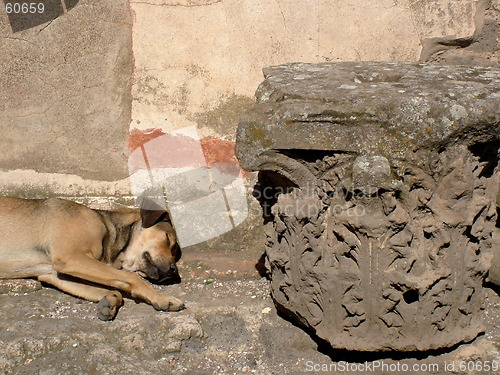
258,142 -> 498,351
236,62 -> 500,351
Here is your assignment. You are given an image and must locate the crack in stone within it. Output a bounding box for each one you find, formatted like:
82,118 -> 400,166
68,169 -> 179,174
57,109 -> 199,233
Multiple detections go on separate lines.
2,101 -> 57,120
273,0 -> 287,31
38,19 -> 55,34
1,36 -> 35,46
131,0 -> 223,7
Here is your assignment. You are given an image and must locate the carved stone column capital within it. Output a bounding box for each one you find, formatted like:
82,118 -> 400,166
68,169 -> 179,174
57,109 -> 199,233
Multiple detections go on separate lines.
236,62 -> 499,351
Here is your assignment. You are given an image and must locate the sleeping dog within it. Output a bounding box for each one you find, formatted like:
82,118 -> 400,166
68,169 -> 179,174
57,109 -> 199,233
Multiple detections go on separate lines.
0,197 -> 184,320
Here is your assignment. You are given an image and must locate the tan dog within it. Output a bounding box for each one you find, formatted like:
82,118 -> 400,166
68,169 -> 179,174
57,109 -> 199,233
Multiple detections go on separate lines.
0,197 -> 184,320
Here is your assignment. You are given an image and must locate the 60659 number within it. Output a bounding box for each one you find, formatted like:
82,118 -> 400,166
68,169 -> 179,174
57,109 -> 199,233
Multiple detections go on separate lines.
5,2 -> 45,14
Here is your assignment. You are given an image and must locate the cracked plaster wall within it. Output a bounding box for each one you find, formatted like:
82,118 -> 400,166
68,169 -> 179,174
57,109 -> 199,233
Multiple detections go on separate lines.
130,0 -> 477,138
0,0 -> 133,203
0,0 -> 481,206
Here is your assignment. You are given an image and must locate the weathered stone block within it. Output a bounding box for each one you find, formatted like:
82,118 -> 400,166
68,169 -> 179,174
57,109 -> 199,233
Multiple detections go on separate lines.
236,62 -> 499,351
0,0 -> 132,181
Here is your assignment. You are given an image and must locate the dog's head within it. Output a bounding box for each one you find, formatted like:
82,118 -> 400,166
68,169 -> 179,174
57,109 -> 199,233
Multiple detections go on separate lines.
120,204 -> 181,285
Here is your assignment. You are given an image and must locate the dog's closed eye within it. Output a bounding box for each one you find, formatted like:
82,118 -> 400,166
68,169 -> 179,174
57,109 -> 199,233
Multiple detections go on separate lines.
143,251 -> 152,262
165,233 -> 172,247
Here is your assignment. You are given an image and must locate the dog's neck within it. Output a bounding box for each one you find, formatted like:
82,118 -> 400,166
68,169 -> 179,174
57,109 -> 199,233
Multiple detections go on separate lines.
99,210 -> 141,227
97,210 -> 142,265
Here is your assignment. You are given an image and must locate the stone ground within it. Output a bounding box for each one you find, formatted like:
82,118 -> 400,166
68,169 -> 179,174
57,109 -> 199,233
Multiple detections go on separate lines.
0,245 -> 499,375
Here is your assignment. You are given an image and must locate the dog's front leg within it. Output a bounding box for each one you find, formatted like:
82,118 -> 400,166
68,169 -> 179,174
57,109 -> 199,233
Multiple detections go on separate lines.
52,255 -> 184,312
37,272 -> 123,321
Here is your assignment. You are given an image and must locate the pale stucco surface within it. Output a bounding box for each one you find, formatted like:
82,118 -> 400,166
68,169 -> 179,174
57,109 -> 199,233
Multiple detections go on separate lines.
130,0 -> 477,138
0,0 -> 133,183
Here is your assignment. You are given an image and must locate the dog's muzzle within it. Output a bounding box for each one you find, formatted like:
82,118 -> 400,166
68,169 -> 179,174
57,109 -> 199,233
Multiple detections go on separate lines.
142,252 -> 181,285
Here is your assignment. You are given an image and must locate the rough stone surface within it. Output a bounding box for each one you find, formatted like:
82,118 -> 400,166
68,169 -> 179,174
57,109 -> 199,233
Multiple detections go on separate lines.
0,0 -> 132,181
236,62 -> 500,351
237,62 -> 500,182
488,229 -> 500,285
0,254 -> 330,375
0,279 -> 41,295
0,256 -> 499,374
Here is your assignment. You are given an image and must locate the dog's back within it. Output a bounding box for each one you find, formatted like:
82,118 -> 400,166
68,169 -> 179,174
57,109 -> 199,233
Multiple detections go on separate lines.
0,197 -> 53,278
0,197 -> 98,278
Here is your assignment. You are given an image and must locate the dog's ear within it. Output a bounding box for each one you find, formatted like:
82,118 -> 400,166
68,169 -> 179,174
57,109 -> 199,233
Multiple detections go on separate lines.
140,198 -> 170,228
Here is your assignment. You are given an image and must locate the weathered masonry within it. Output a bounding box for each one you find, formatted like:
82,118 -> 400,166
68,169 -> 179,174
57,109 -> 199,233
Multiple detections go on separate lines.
236,62 -> 500,351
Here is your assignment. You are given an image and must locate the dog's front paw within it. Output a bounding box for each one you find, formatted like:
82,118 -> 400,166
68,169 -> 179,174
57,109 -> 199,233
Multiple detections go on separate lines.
96,291 -> 123,321
152,296 -> 185,312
